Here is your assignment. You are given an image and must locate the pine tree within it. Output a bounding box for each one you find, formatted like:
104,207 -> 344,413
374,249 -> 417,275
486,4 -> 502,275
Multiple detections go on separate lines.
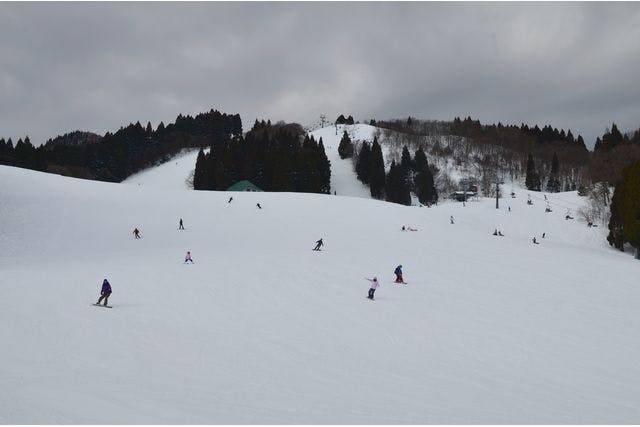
607,178 -> 625,250
193,148 -> 207,190
338,130 -> 354,159
369,137 -> 386,199
525,153 -> 541,191
621,161 -> 640,256
386,161 -> 411,205
546,152 -> 560,192
356,141 -> 371,184
414,147 -> 437,205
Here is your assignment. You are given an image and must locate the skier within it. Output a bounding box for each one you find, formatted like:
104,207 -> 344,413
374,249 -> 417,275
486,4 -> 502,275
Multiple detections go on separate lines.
493,229 -> 498,236
179,218 -> 184,230
184,251 -> 194,263
394,265 -> 405,284
542,232 -> 546,238
532,237 -> 539,244
498,231 -> 504,237
402,226 -> 406,231
256,203 -> 262,209
133,228 -> 141,239
508,206 -> 511,212
365,277 -> 379,300
228,197 -> 233,203
450,215 -> 454,224
96,279 -> 112,306
313,238 -> 324,251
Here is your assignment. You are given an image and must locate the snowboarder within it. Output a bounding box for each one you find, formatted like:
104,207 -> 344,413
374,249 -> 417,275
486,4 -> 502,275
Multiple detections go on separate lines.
450,215 -> 455,224
184,251 -> 194,263
179,218 -> 184,230
228,197 -> 233,203
133,228 -> 141,239
365,277 -> 379,300
256,203 -> 262,209
96,279 -> 112,306
313,238 -> 323,251
394,265 -> 405,284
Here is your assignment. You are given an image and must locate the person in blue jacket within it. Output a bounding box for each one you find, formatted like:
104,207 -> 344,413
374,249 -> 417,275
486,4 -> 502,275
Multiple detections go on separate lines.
97,279 -> 112,306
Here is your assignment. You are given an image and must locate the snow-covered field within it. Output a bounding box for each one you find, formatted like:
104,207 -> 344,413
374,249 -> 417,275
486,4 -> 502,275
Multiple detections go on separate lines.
1,130 -> 640,423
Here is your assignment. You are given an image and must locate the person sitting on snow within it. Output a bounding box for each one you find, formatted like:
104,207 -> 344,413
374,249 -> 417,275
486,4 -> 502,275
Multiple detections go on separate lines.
394,265 -> 405,284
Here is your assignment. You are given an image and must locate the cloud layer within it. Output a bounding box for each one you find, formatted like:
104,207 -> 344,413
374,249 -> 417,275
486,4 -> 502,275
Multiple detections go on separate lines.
1,3 -> 639,148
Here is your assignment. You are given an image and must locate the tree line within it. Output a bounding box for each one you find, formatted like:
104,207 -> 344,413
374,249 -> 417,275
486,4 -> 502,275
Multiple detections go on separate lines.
0,109 -> 242,182
193,120 -> 331,194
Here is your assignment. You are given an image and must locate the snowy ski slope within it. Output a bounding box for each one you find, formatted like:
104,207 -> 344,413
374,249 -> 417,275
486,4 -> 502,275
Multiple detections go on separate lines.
1,133 -> 640,423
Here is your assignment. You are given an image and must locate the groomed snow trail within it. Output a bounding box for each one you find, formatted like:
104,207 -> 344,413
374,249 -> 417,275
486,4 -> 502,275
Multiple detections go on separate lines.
1,163 -> 639,423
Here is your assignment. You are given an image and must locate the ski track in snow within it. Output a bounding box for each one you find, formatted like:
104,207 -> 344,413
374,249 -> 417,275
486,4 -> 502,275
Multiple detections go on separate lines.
1,125 -> 639,423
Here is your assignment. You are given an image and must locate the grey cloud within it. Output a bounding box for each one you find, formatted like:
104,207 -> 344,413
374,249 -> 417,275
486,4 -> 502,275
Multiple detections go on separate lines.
1,2 -> 639,148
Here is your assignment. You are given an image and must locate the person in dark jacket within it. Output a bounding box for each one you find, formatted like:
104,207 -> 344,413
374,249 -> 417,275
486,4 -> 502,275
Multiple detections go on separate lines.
313,238 -> 323,251
97,279 -> 112,306
179,218 -> 184,230
394,265 -> 405,284
133,228 -> 141,239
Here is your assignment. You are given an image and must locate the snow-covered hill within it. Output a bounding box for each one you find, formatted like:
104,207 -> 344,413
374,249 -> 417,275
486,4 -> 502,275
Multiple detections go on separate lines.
1,163 -> 639,423
122,148 -> 201,190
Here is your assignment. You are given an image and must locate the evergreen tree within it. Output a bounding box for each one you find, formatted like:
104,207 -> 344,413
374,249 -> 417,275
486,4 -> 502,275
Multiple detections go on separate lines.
385,161 -> 411,205
338,130 -> 354,159
400,145 -> 413,171
193,148 -> 207,190
414,147 -> 437,205
607,177 -> 625,250
546,152 -> 561,192
621,161 -> 640,257
400,145 -> 414,191
525,153 -> 541,191
356,141 -> 372,184
369,137 -> 386,199
335,115 -> 346,125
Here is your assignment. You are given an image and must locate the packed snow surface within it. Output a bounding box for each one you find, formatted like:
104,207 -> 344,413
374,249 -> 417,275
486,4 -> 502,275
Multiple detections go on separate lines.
1,150 -> 640,423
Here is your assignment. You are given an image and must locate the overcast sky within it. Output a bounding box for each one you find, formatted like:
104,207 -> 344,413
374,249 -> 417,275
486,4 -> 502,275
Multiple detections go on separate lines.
1,2 -> 639,148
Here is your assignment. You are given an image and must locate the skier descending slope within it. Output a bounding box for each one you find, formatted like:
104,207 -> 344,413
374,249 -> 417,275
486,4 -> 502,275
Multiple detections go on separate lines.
313,238 -> 323,251
133,228 -> 141,239
95,279 -> 112,307
184,251 -> 194,264
179,218 -> 184,230
365,277 -> 380,300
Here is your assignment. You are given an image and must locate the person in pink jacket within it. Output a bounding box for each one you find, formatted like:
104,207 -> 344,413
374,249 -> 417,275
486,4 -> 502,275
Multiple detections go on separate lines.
365,277 -> 380,300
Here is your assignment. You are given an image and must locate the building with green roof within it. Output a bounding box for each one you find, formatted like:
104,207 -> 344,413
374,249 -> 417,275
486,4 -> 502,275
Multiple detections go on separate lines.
226,180 -> 263,192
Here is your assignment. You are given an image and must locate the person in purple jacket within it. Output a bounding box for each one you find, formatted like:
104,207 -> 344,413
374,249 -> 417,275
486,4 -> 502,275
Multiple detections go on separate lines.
97,279 -> 112,306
